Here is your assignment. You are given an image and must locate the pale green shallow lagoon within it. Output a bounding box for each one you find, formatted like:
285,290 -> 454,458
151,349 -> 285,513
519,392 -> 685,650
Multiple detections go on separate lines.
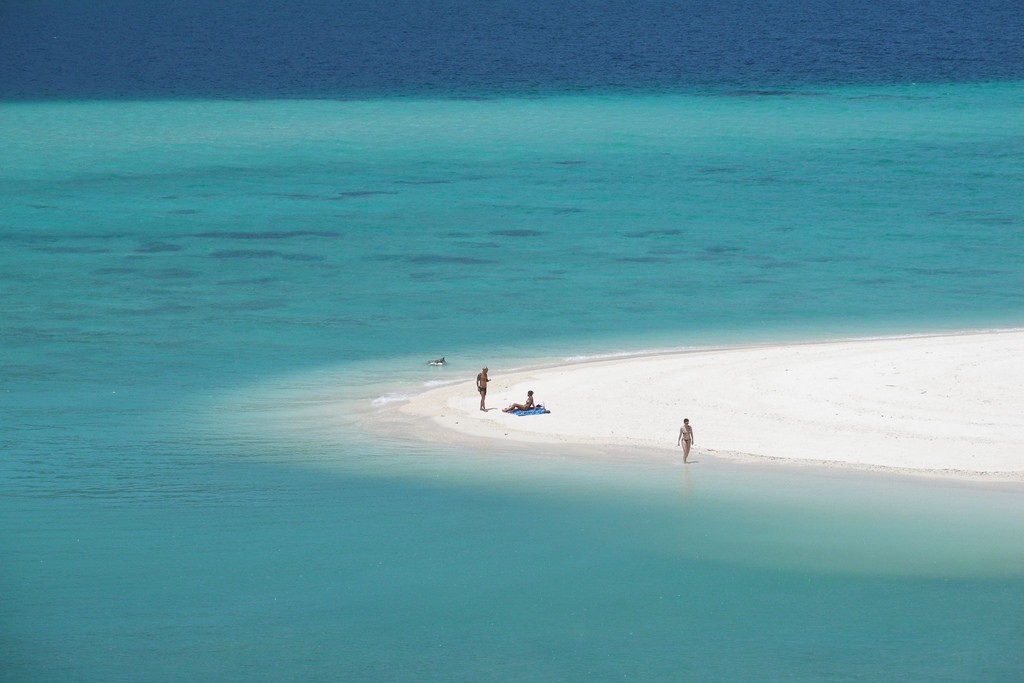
3,85 -> 1024,679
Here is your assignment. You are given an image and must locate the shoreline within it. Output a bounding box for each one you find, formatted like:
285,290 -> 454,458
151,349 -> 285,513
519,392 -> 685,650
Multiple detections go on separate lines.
370,329 -> 1024,483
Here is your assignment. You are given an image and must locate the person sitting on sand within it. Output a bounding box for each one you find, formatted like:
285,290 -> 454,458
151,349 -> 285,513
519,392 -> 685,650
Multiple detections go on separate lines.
503,390 -> 535,413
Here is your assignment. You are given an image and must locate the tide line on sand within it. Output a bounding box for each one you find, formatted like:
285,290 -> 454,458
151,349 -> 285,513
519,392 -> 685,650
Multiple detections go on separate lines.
379,330 -> 1024,482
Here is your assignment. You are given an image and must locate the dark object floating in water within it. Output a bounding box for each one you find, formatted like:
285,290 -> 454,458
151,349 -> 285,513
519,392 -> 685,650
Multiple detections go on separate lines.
428,357 -> 446,366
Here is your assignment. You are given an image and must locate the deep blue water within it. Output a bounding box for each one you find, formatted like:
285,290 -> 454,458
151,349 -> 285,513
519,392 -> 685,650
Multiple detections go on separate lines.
3,2 -> 1024,681
4,0 -> 1024,99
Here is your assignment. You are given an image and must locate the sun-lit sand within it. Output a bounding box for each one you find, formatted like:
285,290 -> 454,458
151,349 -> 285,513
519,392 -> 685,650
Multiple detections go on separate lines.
389,330 -> 1024,480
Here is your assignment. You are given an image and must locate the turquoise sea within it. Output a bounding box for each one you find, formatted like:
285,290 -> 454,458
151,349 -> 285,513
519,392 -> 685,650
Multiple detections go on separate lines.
4,74 -> 1024,683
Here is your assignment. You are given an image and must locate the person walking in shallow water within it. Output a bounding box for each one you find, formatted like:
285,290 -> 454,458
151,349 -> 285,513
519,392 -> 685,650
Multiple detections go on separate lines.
476,367 -> 490,411
678,418 -> 694,463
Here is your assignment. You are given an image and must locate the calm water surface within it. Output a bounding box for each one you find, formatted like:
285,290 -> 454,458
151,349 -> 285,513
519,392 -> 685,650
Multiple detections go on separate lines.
3,1 -> 1024,680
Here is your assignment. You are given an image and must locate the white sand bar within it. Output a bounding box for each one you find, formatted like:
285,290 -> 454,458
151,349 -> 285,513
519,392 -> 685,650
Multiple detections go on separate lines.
394,331 -> 1024,480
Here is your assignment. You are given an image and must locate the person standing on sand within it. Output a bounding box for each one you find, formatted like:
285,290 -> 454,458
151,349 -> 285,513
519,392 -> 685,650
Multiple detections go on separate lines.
677,418 -> 695,463
477,367 -> 490,411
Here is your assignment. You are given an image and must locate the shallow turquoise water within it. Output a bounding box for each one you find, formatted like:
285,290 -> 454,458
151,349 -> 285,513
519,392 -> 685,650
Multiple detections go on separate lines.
3,84 -> 1024,680
5,446 -> 1023,680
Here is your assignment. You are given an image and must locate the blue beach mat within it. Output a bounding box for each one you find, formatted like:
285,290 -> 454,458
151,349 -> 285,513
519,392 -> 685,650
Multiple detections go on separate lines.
509,406 -> 551,416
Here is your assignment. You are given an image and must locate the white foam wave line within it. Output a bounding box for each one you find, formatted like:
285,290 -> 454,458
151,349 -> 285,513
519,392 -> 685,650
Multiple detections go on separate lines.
373,377 -> 467,405
564,347 -> 701,362
371,393 -> 416,406
564,327 -> 1024,363
422,378 -> 465,389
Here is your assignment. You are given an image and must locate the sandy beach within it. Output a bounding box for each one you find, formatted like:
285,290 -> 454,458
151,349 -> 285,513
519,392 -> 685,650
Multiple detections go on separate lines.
390,330 -> 1024,481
